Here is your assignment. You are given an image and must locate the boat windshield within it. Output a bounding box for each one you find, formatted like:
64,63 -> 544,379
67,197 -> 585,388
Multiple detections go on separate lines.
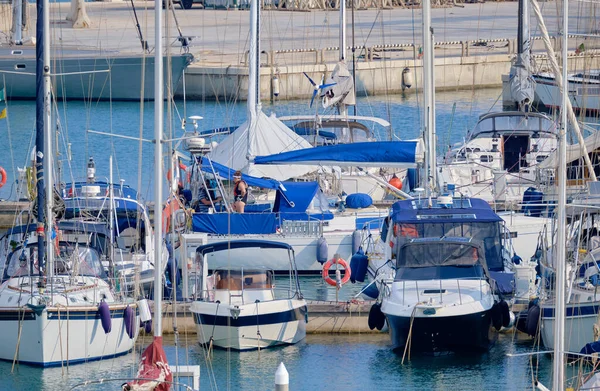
3,243 -> 105,280
470,113 -> 556,138
395,221 -> 503,271
394,242 -> 485,281
214,269 -> 273,290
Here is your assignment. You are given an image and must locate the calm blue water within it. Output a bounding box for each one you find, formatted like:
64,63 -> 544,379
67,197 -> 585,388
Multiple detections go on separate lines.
0,332 -> 566,390
0,88 -> 501,201
0,89 -> 591,390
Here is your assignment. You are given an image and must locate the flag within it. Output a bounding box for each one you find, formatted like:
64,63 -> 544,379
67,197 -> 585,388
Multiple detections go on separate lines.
0,88 -> 4,102
0,108 -> 6,119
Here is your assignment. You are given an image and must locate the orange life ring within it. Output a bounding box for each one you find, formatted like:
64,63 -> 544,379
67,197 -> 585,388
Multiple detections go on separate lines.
322,257 -> 351,287
166,162 -> 188,184
0,166 -> 7,189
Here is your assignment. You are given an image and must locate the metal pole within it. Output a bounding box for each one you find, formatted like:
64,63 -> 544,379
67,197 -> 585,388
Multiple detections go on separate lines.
422,0 -> 436,195
34,0 -> 45,284
43,0 -> 54,296
154,0 -> 164,338
552,0 -> 568,387
339,0 -> 346,62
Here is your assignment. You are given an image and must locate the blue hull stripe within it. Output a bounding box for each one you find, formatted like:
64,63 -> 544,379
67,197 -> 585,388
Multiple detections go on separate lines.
0,308 -> 139,321
542,305 -> 600,318
0,349 -> 133,368
194,305 -> 307,327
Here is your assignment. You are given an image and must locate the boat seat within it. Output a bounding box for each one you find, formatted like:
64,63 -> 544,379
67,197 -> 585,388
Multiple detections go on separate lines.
217,276 -> 242,290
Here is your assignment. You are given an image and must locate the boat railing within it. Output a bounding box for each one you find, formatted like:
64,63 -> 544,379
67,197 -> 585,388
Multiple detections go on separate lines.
399,277 -> 487,306
280,220 -> 322,236
248,36 -> 599,67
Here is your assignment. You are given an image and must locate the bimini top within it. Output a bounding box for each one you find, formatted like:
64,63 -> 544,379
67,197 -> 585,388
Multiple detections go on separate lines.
467,111 -> 557,139
391,197 -> 502,224
196,240 -> 293,256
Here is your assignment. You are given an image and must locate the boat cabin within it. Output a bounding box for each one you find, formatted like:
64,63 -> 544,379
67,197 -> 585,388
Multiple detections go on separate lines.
451,112 -> 557,174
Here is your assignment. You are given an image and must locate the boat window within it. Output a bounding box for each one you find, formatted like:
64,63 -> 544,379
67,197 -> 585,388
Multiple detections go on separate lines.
536,155 -> 548,163
4,246 -> 41,279
242,271 -> 273,289
395,265 -> 484,281
215,270 -> 243,290
480,155 -> 493,163
395,221 -> 503,271
56,244 -> 105,277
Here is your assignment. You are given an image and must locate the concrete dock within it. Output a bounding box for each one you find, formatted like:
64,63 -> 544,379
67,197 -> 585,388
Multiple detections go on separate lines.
157,299 -> 381,335
1,1 -> 598,100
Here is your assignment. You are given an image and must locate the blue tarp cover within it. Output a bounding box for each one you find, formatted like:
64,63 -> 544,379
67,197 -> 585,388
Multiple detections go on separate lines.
254,141 -> 419,167
391,197 -> 502,224
199,157 -> 282,190
192,213 -> 277,235
197,239 -> 293,255
273,182 -> 318,214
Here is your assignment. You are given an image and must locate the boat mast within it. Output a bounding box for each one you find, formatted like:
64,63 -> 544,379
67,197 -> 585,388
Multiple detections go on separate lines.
247,0 -> 260,167
153,0 -> 164,337
34,0 -> 45,283
510,0 -> 534,112
338,0 -> 348,118
552,0 -> 568,387
422,0 -> 436,195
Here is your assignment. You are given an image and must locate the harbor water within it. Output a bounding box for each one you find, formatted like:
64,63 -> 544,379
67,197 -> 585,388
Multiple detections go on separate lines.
0,332 -> 559,390
0,88 -> 598,389
0,88 -> 502,201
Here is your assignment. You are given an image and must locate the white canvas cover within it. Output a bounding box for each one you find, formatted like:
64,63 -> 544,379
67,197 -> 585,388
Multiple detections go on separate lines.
538,132 -> 600,169
321,61 -> 356,108
209,111 -> 314,180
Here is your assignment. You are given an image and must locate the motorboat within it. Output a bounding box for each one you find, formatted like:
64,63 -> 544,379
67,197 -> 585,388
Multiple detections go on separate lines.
189,240 -> 307,350
373,196 -> 516,353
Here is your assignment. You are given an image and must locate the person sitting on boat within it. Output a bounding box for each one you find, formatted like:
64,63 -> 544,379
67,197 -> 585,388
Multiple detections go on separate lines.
195,179 -> 223,213
232,171 -> 248,213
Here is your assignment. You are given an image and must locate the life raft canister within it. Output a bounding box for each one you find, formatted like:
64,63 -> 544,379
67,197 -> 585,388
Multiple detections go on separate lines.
322,256 -> 351,287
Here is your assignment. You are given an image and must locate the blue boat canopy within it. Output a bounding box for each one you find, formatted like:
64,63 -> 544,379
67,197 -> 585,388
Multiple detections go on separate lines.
391,197 -> 502,224
196,239 -> 293,255
2,221 -> 111,238
253,141 -> 423,168
198,157 -> 283,190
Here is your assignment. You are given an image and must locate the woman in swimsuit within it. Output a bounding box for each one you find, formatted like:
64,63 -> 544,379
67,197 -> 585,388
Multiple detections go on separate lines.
233,170 -> 248,213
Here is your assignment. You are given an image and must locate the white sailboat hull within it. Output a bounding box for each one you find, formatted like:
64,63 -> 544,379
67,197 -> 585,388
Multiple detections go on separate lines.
0,305 -> 139,367
540,302 -> 600,354
533,74 -> 600,113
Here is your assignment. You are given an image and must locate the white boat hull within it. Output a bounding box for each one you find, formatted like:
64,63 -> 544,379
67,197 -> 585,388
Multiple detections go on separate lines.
540,302 -> 600,354
0,305 -> 139,366
191,299 -> 307,350
534,74 -> 600,113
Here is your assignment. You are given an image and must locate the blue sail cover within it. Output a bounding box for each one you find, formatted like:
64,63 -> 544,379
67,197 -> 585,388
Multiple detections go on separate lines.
254,141 -> 420,168
192,213 -> 278,235
272,181 -> 333,221
199,157 -> 282,190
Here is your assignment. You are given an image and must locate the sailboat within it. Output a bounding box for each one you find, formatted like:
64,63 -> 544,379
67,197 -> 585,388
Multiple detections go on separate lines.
0,1 -> 193,101
0,0 -> 138,366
